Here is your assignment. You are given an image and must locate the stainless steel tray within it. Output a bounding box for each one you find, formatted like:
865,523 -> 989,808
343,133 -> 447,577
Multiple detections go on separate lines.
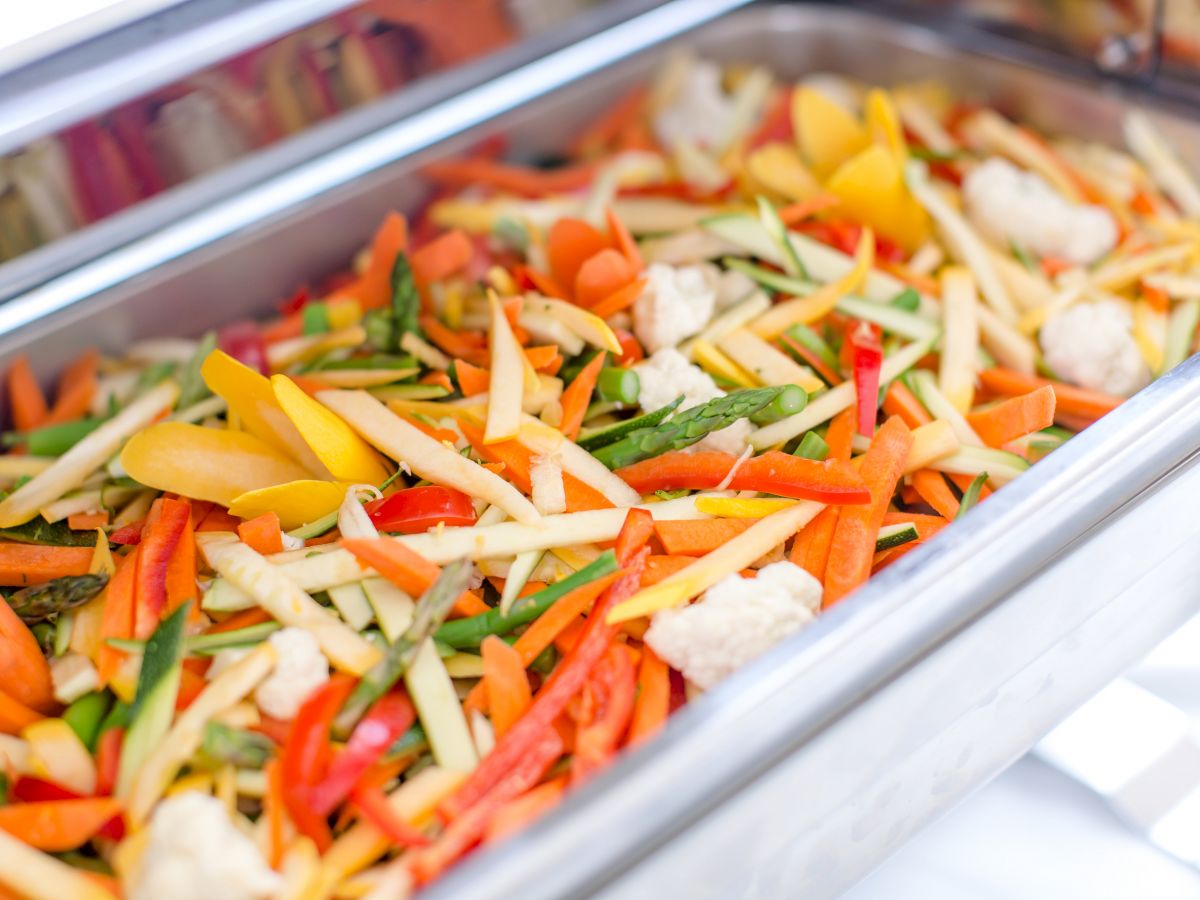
5,4 -> 1200,897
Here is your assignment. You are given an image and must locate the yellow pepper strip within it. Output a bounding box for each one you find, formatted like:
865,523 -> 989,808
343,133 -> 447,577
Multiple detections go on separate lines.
865,88 -> 909,162
1132,299 -> 1166,374
826,144 -> 928,250
749,227 -> 874,338
273,375 -> 389,484
202,350 -> 328,475
694,497 -> 797,518
745,142 -> 822,202
792,86 -> 869,178
690,340 -> 759,389
23,719 -> 96,795
89,528 -> 115,576
121,422 -> 312,507
608,501 -> 824,624
266,325 -> 368,371
385,399 -> 485,424
0,828 -> 116,900
326,298 -> 363,331
228,480 -> 351,531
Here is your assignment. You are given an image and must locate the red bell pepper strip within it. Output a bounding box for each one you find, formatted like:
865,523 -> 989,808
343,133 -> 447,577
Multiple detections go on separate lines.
364,487 -> 477,535
94,727 -> 123,797
571,642 -> 637,784
351,781 -> 431,848
308,691 -> 415,816
614,451 -> 870,504
10,775 -> 126,841
133,498 -> 191,639
279,674 -> 356,851
849,321 -> 883,437
108,522 -> 144,546
218,321 -> 269,375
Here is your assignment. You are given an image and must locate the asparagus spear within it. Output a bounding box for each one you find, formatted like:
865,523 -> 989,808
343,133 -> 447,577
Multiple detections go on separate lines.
591,386 -> 802,469
332,557 -> 473,739
6,574 -> 108,622
199,721 -> 274,769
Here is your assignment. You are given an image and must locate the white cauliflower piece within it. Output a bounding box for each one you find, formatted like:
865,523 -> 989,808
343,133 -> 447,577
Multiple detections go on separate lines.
633,263 -> 717,353
129,791 -> 282,900
253,627 -> 330,720
653,59 -> 735,150
645,561 -> 821,690
634,348 -> 751,455
50,653 -> 99,704
963,157 -> 1118,266
1040,300 -> 1151,397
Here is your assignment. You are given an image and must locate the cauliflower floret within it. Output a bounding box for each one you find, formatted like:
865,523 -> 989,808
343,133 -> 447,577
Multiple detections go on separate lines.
129,791 -> 282,900
1040,300 -> 1151,397
653,59 -> 735,150
963,157 -> 1118,266
645,561 -> 821,690
253,627 -> 329,720
632,263 -> 717,353
634,348 -> 751,455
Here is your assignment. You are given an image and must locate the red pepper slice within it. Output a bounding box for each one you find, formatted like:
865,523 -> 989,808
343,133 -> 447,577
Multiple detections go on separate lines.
218,321 -> 269,375
364,486 -> 477,534
614,451 -> 871,504
571,643 -> 637,784
849,321 -> 883,437
94,727 -> 123,797
350,782 -> 430,847
308,692 -> 415,816
132,498 -> 191,639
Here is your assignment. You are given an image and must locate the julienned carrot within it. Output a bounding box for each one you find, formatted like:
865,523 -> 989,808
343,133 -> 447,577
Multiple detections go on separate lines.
781,333 -> 842,386
0,687 -> 43,734
67,511 -> 109,531
265,760 -> 285,869
481,636 -> 532,738
910,469 -> 960,520
568,85 -> 647,158
881,510 -> 947,534
0,544 -> 93,587
419,316 -> 488,367
0,798 -> 122,851
778,195 -> 841,225
361,212 -> 409,309
196,506 -> 241,533
97,552 -> 136,685
422,158 -> 600,197
574,249 -> 636,308
518,266 -> 569,301
261,313 -> 304,344
209,607 -> 272,634
45,349 -> 99,426
522,345 -> 559,370
453,359 -> 490,397
411,229 -> 473,286
882,381 -> 932,429
824,416 -> 913,607
627,646 -> 669,745
788,505 -> 839,582
978,367 -> 1120,422
640,555 -> 696,586
484,777 -> 567,843
341,538 -> 485,617
605,207 -> 643,273
7,356 -> 48,433
237,511 -> 285,556
558,352 -> 606,442
589,277 -> 646,321
547,219 -> 610,291
654,518 -> 753,556
133,497 -> 191,638
0,595 -> 55,714
966,385 -> 1057,448
824,408 -> 857,460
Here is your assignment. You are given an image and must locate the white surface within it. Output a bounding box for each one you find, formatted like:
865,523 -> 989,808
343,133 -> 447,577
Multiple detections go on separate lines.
846,756 -> 1200,900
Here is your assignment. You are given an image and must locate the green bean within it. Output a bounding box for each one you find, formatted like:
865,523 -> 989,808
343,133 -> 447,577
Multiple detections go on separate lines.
63,692 -> 112,751
4,418 -> 104,456
595,367 -> 640,405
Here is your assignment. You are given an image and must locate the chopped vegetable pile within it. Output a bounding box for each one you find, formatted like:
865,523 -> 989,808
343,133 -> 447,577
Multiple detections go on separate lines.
1,51 -> 1199,898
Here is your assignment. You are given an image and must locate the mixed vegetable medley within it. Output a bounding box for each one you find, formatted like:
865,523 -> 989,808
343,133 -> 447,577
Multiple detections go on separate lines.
1,52 -> 1199,899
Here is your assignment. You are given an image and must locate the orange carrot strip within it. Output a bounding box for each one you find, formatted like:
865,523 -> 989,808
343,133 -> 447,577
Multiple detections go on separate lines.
361,212 -> 409,309
411,230 -> 472,286
97,552 -> 137,685
605,207 -> 643,273
547,219 -> 610,292
568,85 -> 647,157
0,591 -> 56,713
45,349 -> 99,425
788,505 -> 839,582
824,408 -> 857,461
67,511 -> 109,531
778,194 -> 841,225
966,385 -> 1056,448
882,381 -> 932,428
481,636 -> 532,738
196,507 -> 242,533
640,555 -> 697,587
978,368 -> 1118,423
261,313 -> 304,344
483,777 -> 567,843
558,352 -> 606,442
419,316 -> 489,367
653,519 -> 754,556
454,359 -> 490,397
0,686 -> 43,734
589,277 -> 646,321
341,538 -> 483,617
265,759 -> 286,868
238,512 -> 285,556
209,607 -> 273,634
0,797 -> 122,851
574,249 -> 636,309
422,158 -> 600,197
627,646 -> 669,745
910,469 -> 960,520
824,416 -> 913,606
0,544 -> 93,587
7,356 -> 47,432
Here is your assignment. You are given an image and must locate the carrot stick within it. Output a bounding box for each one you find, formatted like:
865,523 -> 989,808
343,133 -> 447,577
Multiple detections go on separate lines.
422,158 -> 600,197
97,551 -> 137,685
0,686 -> 43,734
411,229 -> 472,286
653,518 -> 754,556
605,207 -> 643,273
483,777 -> 566,843
640,555 -> 697,587
261,313 -> 304,344
0,544 -> 93,587
824,408 -> 857,461
778,195 -> 841,225
519,266 -> 569,300
361,212 -> 409,309
7,356 -> 47,432
627,646 -> 669,745
574,249 -> 636,309
341,538 -> 484,617
209,607 -> 272,634
910,469 -> 960,519
522,345 -> 560,370
568,85 -> 647,157
0,798 -> 122,851
67,511 -> 109,531
882,381 -> 932,428
237,511 -> 284,556
824,416 -> 913,607
452,359 -> 490,397
547,219 -> 610,291
0,594 -> 55,713
788,505 -> 839,582
966,385 -> 1056,448
558,352 -> 606,442
978,368 -> 1120,422
481,636 -> 532,738
45,349 -> 99,426
419,316 -> 489,366
265,759 -> 286,868
589,277 -> 646,321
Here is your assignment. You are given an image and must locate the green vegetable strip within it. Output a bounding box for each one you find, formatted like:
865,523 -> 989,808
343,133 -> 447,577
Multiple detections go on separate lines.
576,397 -> 683,451
391,252 -> 421,344
0,519 -> 103,547
63,692 -> 112,751
302,302 -> 331,335
6,574 -> 108,622
200,722 -> 274,768
956,472 -> 989,519
435,550 -> 619,650
4,418 -> 105,456
591,387 -> 786,469
176,331 -> 218,409
187,621 -> 281,655
286,509 -> 340,540
749,384 -> 807,425
333,558 -> 473,738
595,367 -> 640,405
794,431 -> 830,461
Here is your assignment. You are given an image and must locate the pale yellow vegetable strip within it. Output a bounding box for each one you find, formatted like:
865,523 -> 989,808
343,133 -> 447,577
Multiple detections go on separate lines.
266,325 -> 366,370
0,828 -> 115,900
485,291 -> 526,444
125,643 -> 276,825
901,420 -> 960,474
0,380 -> 178,528
717,328 -> 824,393
680,291 -> 771,359
319,389 -> 540,526
400,332 -> 452,371
976,304 -> 1037,374
304,368 -> 420,388
0,455 -> 54,483
986,246 -> 1056,312
1124,111 -> 1200,218
607,501 -> 824,623
749,228 -> 874,337
199,535 -> 381,674
937,267 -> 979,413
521,295 -> 622,353
405,638 -> 478,772
518,419 -> 640,508
960,109 -> 1083,202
